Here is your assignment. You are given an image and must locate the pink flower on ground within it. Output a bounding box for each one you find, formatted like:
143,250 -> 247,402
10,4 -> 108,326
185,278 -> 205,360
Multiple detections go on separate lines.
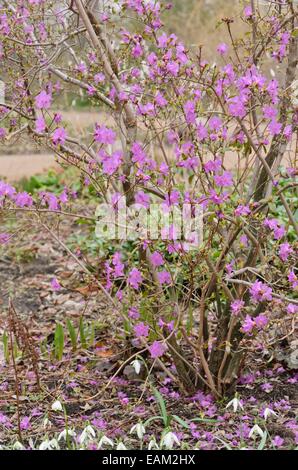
272,436 -> 284,448
51,278 -> 61,291
149,341 -> 167,359
20,416 -> 31,430
0,233 -> 10,244
128,268 -> 143,290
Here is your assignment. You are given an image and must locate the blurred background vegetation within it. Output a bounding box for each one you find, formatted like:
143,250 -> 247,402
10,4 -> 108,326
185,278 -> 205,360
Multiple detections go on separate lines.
163,0 -> 245,58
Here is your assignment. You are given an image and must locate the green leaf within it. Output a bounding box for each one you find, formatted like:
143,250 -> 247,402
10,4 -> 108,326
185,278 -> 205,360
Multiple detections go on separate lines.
152,386 -> 169,428
258,431 -> 268,450
172,415 -> 190,429
2,331 -> 9,363
66,319 -> 77,351
79,317 -> 87,349
54,323 -> 64,361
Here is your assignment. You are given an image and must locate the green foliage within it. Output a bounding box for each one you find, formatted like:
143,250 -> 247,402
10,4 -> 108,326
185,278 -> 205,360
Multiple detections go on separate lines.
66,319 -> 77,352
54,323 -> 64,361
2,331 -> 9,363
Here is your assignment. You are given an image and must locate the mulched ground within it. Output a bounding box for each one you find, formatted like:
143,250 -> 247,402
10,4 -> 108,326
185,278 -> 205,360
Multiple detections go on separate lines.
0,215 -> 297,450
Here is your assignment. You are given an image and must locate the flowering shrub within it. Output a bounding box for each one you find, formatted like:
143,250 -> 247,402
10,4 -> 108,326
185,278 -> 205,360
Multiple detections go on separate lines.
0,0 -> 297,397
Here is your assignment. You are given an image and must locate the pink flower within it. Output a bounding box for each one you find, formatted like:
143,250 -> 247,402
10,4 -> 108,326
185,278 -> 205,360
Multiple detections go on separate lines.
164,190 -> 180,207
244,6 -> 253,18
184,100 -> 196,124
250,280 -> 272,302
128,307 -> 140,320
149,341 -> 167,359
135,191 -> 150,208
209,116 -> 222,131
241,315 -> 255,334
15,192 -> 33,208
150,251 -> 164,267
94,125 -> 116,145
35,90 -> 52,109
217,43 -> 228,55
231,300 -> 245,316
262,105 -> 277,119
52,127 -> 67,146
157,270 -> 171,285
131,142 -> 147,166
94,73 -> 105,84
51,278 -> 61,291
128,268 -> 143,290
268,119 -> 282,136
279,242 -> 293,262
261,382 -> 273,393
288,271 -> 298,289
134,322 -> 149,338
20,416 -> 31,431
166,61 -> 179,77
287,303 -> 298,314
272,436 -> 284,448
0,233 -> 10,244
35,116 -> 46,133
101,151 -> 122,175
235,205 -> 251,217
214,171 -> 233,187
255,314 -> 269,329
204,158 -> 222,173
155,92 -> 168,108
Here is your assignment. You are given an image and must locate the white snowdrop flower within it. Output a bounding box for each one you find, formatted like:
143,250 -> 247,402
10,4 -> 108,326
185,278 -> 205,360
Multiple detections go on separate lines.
130,359 -> 141,375
130,422 -> 146,440
116,442 -> 127,450
162,431 -> 180,450
58,429 -> 77,441
79,425 -> 96,444
148,438 -> 159,450
39,438 -> 59,450
263,407 -> 277,421
249,424 -> 264,439
98,435 -> 114,449
226,397 -> 244,413
13,441 -> 25,450
43,417 -> 52,428
51,400 -> 63,412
